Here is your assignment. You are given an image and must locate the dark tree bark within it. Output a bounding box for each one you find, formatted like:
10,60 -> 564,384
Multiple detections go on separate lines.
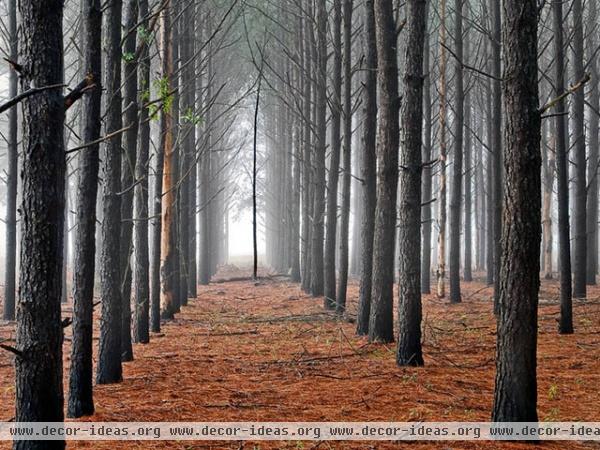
133,0 -> 151,344
572,0 -> 587,299
15,0 -> 66,447
421,9 -> 433,295
119,0 -> 139,363
553,0 -> 573,334
368,0 -> 399,344
300,0 -> 314,293
97,0 -> 123,385
586,0 -> 599,286
356,0 -> 378,335
324,0 -> 342,308
492,0 -> 541,422
336,0 -> 353,313
2,0 -> 17,322
463,28 -> 472,283
310,0 -> 327,297
491,0 -> 502,313
68,0 -> 102,419
397,0 -> 427,367
436,0 -> 447,299
448,0 -> 464,303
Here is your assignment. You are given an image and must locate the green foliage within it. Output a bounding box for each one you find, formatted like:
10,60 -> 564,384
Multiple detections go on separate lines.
138,25 -> 153,44
122,51 -> 135,62
182,107 -> 204,125
146,77 -> 174,121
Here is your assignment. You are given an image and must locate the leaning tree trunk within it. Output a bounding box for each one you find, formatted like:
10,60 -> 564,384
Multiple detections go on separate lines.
133,0 -> 151,344
2,0 -> 17,322
96,0 -> 123,385
14,1 -> 66,448
492,0 -> 541,422
356,0 -> 378,336
336,0 -> 353,313
553,0 -> 573,334
324,0 -> 342,309
68,0 -> 102,418
397,0 -> 427,367
368,0 -> 399,344
448,0 -> 464,304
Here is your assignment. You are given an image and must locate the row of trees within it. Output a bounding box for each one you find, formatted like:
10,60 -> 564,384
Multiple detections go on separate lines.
0,0 -> 597,446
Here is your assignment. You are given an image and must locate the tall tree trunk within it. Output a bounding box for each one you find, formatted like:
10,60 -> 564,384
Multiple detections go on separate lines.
436,0 -> 448,299
572,0 -> 587,299
463,27 -> 472,283
586,0 -> 599,286
97,0 -> 123,385
421,9 -> 433,295
368,0 -> 399,344
336,0 -> 353,313
324,0 -> 342,308
553,0 -> 574,334
159,0 -> 177,320
492,0 -> 541,422
310,0 -> 327,297
491,0 -> 502,313
2,0 -> 18,322
300,0 -> 314,292
356,0 -> 377,335
397,0 -> 427,367
133,0 -> 151,344
119,0 -> 139,363
449,0 -> 464,303
542,123 -> 554,280
68,0 -> 102,418
15,0 -> 66,446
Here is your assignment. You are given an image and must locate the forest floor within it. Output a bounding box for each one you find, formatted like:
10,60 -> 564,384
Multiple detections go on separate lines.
1,266 -> 600,449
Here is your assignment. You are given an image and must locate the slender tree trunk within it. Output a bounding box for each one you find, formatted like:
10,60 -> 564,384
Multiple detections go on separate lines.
133,0 -> 151,344
572,0 -> 587,299
119,0 -> 138,363
553,0 -> 574,334
310,0 -> 327,297
492,0 -> 541,422
356,0 -> 378,335
491,0 -> 502,313
436,0 -> 448,299
300,0 -> 313,292
97,0 -> 123,385
14,1 -> 66,447
397,0 -> 426,367
324,0 -> 342,308
421,9 -> 433,295
463,27 -> 472,283
336,0 -> 353,313
68,0 -> 102,418
368,0 -> 399,344
449,0 -> 464,303
159,0 -> 177,320
586,0 -> 599,286
2,0 -> 18,322
542,127 -> 554,280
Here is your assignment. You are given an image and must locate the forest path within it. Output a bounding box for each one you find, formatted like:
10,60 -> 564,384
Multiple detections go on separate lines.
1,275 -> 600,449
